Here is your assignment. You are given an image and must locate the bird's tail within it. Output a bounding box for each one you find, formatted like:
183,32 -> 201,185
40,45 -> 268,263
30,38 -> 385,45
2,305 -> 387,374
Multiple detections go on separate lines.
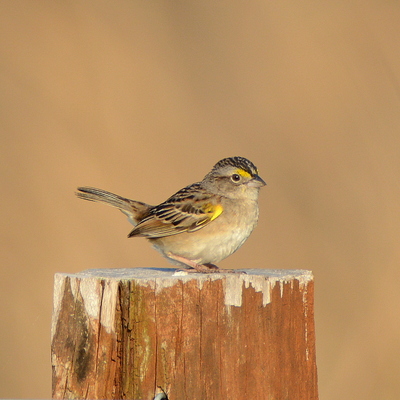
76,186 -> 151,225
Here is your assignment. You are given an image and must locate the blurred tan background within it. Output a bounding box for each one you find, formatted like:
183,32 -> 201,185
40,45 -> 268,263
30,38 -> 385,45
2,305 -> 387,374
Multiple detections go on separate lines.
1,1 -> 400,399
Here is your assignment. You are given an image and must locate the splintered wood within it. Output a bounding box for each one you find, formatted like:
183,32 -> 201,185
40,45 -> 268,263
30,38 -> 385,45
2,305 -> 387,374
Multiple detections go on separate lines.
51,268 -> 318,400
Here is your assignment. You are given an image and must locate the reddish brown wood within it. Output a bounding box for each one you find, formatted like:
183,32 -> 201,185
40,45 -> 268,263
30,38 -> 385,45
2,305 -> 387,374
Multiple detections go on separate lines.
51,268 -> 318,400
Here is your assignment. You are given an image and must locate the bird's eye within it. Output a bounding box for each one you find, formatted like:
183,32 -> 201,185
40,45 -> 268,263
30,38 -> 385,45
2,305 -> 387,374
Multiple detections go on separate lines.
231,173 -> 241,183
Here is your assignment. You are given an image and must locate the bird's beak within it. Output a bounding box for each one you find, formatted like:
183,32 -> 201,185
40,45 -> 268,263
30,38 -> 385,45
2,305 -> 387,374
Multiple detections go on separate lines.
248,174 -> 266,188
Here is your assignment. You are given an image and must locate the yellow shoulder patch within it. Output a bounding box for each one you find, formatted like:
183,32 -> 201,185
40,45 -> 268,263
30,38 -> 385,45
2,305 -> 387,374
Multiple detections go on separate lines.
203,203 -> 224,221
210,204 -> 223,221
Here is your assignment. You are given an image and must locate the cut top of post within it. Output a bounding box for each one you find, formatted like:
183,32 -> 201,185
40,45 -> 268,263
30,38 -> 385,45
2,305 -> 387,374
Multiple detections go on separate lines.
52,268 -> 313,338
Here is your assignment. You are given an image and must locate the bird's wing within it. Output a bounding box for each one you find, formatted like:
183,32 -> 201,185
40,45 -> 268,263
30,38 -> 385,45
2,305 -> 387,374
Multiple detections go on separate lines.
128,183 -> 223,238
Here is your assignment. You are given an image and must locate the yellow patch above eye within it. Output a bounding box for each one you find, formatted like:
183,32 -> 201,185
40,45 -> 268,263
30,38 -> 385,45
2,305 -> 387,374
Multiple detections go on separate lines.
235,168 -> 252,178
204,203 -> 224,221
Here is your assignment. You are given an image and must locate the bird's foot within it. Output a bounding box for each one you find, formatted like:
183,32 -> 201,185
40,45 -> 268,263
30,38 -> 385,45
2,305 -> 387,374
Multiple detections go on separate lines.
203,264 -> 246,274
167,253 -> 245,274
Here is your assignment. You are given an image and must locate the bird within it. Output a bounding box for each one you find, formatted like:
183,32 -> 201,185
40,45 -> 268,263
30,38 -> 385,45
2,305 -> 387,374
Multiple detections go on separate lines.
76,156 -> 266,273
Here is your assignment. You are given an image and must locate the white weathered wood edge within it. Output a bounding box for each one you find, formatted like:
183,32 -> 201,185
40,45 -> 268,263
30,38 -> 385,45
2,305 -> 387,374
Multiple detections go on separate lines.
52,268 -> 313,339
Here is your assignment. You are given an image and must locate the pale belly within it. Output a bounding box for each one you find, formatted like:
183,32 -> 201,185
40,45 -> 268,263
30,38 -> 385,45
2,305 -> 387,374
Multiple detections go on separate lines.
148,203 -> 259,266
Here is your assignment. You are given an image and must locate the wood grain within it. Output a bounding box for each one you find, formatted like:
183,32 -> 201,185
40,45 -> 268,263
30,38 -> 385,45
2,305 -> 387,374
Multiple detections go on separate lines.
52,268 -> 318,400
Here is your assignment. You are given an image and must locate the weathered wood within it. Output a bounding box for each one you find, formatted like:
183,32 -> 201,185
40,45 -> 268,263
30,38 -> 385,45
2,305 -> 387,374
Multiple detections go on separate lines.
51,268 -> 318,400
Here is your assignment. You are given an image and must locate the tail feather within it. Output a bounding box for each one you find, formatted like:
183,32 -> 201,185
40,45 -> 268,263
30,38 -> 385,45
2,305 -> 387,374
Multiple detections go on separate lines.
76,186 -> 151,225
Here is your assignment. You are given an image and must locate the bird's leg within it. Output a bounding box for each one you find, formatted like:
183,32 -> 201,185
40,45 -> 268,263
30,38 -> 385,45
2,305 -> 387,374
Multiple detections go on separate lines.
166,252 -> 218,273
167,253 -> 244,274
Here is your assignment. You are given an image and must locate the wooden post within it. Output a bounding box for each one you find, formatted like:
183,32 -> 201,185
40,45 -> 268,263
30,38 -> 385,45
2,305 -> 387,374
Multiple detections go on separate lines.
51,268 -> 318,400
